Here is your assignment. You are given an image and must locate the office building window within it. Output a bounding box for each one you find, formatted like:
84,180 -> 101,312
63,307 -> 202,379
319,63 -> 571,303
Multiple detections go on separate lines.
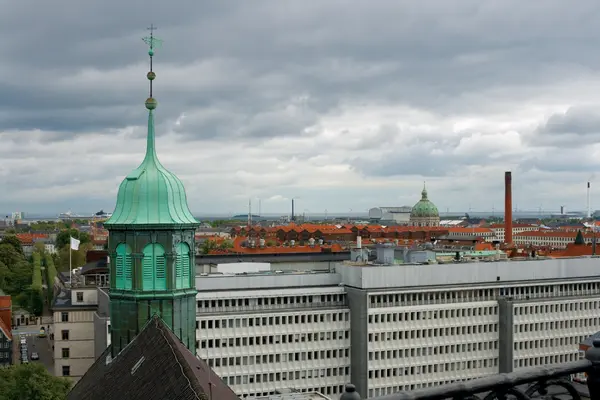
62,348 -> 70,358
76,292 -> 84,302
61,330 -> 69,340
61,312 -> 69,322
62,366 -> 70,376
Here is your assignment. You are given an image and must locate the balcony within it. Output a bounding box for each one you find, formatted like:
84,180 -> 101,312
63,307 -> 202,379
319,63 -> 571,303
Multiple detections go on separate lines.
341,339 -> 600,400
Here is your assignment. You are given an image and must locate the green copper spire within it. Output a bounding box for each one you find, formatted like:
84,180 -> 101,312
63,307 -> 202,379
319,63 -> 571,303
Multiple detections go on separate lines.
106,26 -> 199,358
105,27 -> 199,228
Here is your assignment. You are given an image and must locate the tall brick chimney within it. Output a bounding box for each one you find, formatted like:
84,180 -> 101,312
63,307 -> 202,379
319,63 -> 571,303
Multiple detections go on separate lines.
505,171 -> 513,244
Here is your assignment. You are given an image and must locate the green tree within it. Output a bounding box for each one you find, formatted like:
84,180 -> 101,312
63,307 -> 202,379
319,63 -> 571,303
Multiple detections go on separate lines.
575,230 -> 585,245
0,260 -> 9,291
55,229 -> 90,250
15,287 -> 44,316
0,244 -> 32,296
56,242 -> 92,272
44,253 -> 58,305
200,240 -> 218,254
32,253 -> 43,290
218,240 -> 234,250
0,362 -> 71,400
0,235 -> 23,255
30,221 -> 59,232
33,241 -> 46,255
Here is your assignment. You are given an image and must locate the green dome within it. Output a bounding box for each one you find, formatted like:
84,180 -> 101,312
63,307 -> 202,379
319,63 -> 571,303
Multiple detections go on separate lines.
410,186 -> 439,218
104,111 -> 199,228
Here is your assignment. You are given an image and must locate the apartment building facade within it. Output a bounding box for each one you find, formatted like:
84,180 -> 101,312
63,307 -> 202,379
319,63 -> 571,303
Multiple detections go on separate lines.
490,223 -> 538,242
51,287 -> 98,382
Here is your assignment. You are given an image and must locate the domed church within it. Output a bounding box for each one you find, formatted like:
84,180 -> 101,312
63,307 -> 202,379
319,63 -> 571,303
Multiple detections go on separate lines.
409,183 -> 440,227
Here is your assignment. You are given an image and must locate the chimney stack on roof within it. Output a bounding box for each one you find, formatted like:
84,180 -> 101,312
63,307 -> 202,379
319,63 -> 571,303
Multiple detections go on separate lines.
505,171 -> 513,245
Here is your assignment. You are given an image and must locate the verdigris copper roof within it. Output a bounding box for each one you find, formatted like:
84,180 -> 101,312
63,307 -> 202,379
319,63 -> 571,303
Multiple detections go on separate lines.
104,33 -> 199,229
104,111 -> 199,228
410,185 -> 439,218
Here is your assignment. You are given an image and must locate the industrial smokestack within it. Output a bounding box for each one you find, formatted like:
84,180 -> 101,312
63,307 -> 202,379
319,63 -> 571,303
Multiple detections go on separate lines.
587,182 -> 591,219
291,199 -> 295,222
504,171 -> 513,244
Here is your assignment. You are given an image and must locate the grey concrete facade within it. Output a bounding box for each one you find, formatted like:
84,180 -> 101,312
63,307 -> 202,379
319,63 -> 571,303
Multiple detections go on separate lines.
346,286 -> 369,397
93,288 -> 110,360
498,298 -> 514,373
196,251 -> 350,265
336,257 -> 600,290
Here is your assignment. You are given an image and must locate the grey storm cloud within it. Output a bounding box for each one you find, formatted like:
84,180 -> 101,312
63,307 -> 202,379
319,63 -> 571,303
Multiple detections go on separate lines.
2,0 -> 600,213
2,0 -> 599,136
535,107 -> 600,147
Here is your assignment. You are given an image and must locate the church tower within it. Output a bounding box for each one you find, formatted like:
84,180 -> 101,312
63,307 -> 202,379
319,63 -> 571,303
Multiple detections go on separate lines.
104,27 -> 200,357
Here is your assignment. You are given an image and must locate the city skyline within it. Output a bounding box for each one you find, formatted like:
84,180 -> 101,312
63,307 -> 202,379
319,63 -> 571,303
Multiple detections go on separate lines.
2,1 -> 600,214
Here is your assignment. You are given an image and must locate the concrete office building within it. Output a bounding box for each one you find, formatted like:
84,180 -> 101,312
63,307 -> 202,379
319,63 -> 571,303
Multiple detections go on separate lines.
194,256 -> 600,399
86,254 -> 600,399
195,272 -> 352,399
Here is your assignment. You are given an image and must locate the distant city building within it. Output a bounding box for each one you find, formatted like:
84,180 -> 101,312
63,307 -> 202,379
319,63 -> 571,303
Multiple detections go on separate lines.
409,185 -> 440,227
368,207 -> 412,224
11,211 -> 24,221
489,223 -> 539,243
514,230 -> 597,248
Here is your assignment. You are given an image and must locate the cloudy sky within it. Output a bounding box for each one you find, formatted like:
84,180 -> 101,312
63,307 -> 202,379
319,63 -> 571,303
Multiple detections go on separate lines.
1,1 -> 600,217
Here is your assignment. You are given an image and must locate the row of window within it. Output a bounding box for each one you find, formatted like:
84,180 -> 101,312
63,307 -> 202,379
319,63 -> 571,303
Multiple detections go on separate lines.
514,319 -> 598,332
197,294 -> 347,313
514,352 -> 579,369
236,384 -> 346,398
223,367 -> 350,387
369,324 -> 499,341
208,349 -> 351,367
198,311 -> 349,329
369,281 -> 600,308
515,301 -> 600,315
368,341 -> 499,361
368,306 -> 498,324
200,331 -> 350,349
514,335 -> 586,349
514,338 -> 582,351
113,242 -> 191,291
368,358 -> 499,379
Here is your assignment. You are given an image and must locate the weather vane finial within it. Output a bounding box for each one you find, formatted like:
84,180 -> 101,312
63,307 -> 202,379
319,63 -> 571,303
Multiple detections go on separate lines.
142,24 -> 162,111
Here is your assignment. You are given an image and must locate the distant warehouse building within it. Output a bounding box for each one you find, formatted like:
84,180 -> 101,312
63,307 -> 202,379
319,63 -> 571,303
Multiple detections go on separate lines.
368,206 -> 412,224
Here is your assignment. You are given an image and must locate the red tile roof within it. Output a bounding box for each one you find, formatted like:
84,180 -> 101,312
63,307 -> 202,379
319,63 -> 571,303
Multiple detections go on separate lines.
15,233 -> 48,244
0,314 -> 11,341
515,230 -> 594,238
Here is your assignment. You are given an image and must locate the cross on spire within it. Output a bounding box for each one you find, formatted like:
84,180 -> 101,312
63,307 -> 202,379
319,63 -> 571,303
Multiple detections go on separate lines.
142,24 -> 163,51
143,25 -> 162,109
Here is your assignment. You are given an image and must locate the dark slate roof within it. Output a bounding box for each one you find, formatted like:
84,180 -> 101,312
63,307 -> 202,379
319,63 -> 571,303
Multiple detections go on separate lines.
67,315 -> 239,400
80,258 -> 108,275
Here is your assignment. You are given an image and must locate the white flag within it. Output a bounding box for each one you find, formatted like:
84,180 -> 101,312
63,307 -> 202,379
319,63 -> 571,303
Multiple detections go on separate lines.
70,237 -> 80,251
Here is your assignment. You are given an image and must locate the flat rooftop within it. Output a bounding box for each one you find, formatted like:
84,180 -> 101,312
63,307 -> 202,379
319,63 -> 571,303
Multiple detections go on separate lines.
195,256 -> 600,292
251,392 -> 330,400
196,252 -> 350,264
